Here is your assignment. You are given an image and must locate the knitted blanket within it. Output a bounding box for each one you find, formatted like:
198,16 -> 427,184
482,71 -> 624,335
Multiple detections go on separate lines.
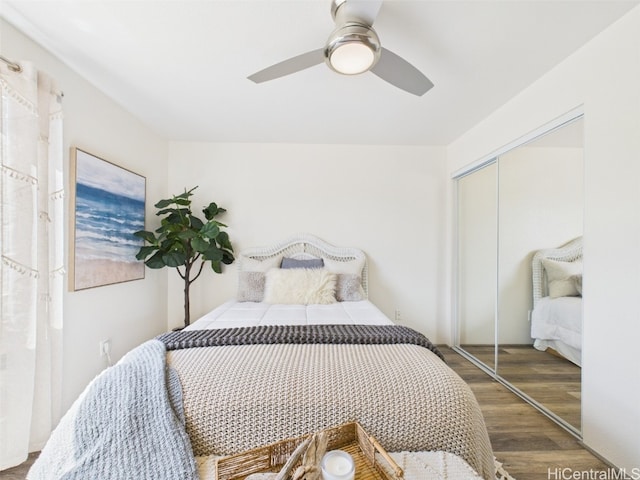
27,328 -> 494,479
27,340 -> 198,480
158,324 -> 445,360
167,335 -> 495,479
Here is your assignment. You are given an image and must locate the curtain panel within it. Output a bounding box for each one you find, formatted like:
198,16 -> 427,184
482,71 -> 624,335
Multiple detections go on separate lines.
0,61 -> 64,470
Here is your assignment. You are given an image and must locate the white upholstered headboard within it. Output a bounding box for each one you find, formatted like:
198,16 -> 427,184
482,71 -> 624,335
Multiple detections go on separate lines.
238,233 -> 369,297
532,236 -> 583,306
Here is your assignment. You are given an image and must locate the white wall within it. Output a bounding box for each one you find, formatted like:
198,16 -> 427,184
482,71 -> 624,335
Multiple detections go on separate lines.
1,20 -> 170,413
447,6 -> 640,471
167,142 -> 450,340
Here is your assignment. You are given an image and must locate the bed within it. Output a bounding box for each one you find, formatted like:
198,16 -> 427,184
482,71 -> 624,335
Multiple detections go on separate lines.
29,234 -> 496,480
530,236 -> 583,366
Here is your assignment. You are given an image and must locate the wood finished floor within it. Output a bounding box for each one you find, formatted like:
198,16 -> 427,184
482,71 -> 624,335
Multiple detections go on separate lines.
2,348 -> 609,480
441,346 -> 610,480
0,452 -> 37,480
461,344 -> 582,430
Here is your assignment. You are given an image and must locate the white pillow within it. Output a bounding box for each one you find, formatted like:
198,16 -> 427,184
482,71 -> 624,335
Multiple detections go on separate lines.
323,256 -> 365,276
239,254 -> 282,273
541,258 -> 583,298
264,268 -> 337,305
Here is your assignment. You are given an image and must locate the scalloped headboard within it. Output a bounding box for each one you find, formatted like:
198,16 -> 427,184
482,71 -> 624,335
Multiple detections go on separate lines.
532,236 -> 583,306
238,233 -> 369,297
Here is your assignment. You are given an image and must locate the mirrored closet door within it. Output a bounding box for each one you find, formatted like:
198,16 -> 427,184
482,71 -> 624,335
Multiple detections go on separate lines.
454,113 -> 584,435
456,162 -> 497,371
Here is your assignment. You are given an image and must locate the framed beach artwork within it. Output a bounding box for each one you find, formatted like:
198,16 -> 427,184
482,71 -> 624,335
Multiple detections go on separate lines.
69,148 -> 146,291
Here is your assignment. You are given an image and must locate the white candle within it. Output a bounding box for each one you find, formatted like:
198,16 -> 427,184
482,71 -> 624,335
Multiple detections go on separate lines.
321,450 -> 355,480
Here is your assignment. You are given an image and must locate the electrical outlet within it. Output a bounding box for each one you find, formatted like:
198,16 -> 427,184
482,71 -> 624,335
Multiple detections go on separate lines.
394,309 -> 402,323
99,339 -> 111,357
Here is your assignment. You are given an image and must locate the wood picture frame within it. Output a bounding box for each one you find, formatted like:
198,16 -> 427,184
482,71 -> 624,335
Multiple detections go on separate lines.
69,148 -> 146,290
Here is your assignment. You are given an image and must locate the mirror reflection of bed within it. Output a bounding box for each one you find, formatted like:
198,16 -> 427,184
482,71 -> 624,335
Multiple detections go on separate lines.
461,236 -> 584,431
500,237 -> 582,430
531,236 -> 583,366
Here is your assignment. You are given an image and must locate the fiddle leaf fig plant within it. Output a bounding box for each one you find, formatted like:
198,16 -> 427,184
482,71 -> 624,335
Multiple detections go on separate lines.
134,186 -> 234,327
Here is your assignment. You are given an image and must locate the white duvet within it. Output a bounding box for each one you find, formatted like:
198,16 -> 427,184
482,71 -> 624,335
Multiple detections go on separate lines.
531,296 -> 582,365
186,300 -> 394,331
531,296 -> 581,350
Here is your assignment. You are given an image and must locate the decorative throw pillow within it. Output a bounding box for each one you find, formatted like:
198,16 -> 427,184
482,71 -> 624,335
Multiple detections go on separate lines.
237,271 -> 265,302
336,274 -> 365,302
541,258 -> 583,298
263,268 -> 337,305
239,254 -> 282,273
323,256 -> 365,276
280,257 -> 324,269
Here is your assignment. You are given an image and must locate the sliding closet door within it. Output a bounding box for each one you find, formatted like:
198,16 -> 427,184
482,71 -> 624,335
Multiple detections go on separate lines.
455,111 -> 584,437
456,162 -> 497,370
497,117 -> 584,432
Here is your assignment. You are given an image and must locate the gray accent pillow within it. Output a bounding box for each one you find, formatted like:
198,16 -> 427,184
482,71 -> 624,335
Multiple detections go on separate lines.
237,271 -> 266,302
336,274 -> 365,302
280,257 -> 324,269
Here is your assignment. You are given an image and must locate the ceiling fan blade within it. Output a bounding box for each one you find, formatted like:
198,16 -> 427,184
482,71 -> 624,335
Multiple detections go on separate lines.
339,0 -> 383,26
248,48 -> 325,83
370,47 -> 434,96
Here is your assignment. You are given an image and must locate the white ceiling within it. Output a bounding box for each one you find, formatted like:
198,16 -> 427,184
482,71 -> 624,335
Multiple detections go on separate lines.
2,0 -> 638,145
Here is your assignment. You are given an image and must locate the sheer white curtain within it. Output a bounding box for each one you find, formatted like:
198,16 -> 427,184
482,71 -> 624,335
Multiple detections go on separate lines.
0,61 -> 64,470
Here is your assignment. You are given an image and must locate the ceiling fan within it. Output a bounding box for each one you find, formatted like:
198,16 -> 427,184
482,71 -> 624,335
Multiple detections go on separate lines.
247,0 -> 434,96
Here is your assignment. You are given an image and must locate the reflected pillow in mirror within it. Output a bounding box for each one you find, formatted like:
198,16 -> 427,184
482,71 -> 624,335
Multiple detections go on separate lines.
570,273 -> 583,296
541,259 -> 583,298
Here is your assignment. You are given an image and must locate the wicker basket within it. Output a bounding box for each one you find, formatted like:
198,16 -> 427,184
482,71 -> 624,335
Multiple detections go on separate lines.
215,422 -> 404,480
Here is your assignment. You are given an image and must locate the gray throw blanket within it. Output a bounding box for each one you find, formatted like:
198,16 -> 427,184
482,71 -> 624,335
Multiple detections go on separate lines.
158,324 -> 445,361
27,340 -> 198,480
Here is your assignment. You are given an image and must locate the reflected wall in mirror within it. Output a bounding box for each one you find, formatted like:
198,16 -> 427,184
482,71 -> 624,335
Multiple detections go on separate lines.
457,163 -> 497,370
454,113 -> 584,435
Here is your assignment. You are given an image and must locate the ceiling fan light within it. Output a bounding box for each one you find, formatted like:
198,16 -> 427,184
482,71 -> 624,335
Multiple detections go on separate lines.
325,23 -> 380,75
330,42 -> 375,74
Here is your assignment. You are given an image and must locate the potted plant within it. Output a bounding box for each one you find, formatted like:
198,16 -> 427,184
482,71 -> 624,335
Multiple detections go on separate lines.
134,186 -> 234,327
